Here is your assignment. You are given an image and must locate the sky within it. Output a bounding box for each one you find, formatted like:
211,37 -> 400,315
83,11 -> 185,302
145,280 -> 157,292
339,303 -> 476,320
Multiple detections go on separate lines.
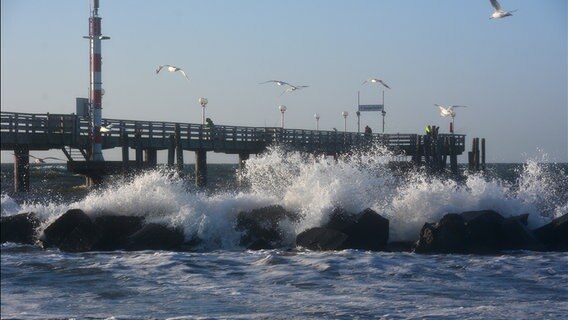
1,0 -> 567,164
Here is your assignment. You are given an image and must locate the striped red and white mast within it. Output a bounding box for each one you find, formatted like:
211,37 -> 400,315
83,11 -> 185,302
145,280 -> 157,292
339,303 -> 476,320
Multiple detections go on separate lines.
84,0 -> 110,161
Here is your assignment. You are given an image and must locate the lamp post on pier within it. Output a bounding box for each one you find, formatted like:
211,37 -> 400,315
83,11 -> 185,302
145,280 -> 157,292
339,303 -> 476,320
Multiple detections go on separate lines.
341,111 -> 348,132
356,111 -> 361,133
199,97 -> 208,125
279,105 -> 287,128
314,113 -> 320,130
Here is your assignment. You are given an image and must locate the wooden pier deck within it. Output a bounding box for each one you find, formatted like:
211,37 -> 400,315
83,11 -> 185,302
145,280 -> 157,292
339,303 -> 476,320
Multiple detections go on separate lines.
1,111 -> 468,191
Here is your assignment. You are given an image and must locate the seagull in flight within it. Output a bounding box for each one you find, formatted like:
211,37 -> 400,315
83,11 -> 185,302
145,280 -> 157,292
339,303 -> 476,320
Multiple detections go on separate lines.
280,85 -> 309,96
362,78 -> 391,89
435,104 -> 467,118
259,80 -> 291,86
99,123 -> 124,133
12,153 -> 65,164
156,64 -> 190,81
489,0 -> 516,19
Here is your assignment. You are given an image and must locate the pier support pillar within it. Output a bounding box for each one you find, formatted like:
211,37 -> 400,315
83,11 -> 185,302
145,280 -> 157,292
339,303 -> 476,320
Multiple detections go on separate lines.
135,132 -> 143,169
122,132 -> 129,174
481,138 -> 486,171
144,149 -> 158,167
13,146 -> 30,192
195,150 -> 207,187
175,126 -> 184,175
450,136 -> 458,175
168,134 -> 175,169
238,153 -> 249,172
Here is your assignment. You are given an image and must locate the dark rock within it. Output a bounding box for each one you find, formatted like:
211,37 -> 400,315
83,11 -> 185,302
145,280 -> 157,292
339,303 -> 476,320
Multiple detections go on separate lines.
296,227 -> 349,251
342,208 -> 389,251
126,223 -> 184,251
93,215 -> 145,251
1,212 -> 42,245
501,217 -> 542,251
462,210 -> 505,253
533,213 -> 568,251
415,213 -> 466,254
298,208 -> 389,251
236,205 -> 300,248
42,209 -> 99,252
325,207 -> 356,232
506,213 -> 530,226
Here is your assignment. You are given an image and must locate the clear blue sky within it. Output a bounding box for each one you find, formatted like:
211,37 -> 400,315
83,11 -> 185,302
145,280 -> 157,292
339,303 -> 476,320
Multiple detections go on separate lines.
1,0 -> 567,163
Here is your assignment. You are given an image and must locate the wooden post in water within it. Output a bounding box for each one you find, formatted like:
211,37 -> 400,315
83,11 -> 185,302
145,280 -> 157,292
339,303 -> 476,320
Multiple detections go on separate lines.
135,132 -> 143,169
195,150 -> 207,187
481,138 -> 486,171
238,153 -> 250,172
14,146 -> 30,192
167,134 -> 175,169
175,125 -> 184,175
412,135 -> 422,165
121,132 -> 129,174
144,149 -> 157,167
450,136 -> 458,175
474,137 -> 480,172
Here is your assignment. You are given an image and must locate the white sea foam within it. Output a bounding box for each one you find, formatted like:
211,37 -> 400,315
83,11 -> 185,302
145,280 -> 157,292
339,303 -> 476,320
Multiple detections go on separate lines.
2,145 -> 566,247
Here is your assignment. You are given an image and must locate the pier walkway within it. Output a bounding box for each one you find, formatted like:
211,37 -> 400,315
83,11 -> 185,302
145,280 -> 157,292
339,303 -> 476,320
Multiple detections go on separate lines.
1,111 -> 467,191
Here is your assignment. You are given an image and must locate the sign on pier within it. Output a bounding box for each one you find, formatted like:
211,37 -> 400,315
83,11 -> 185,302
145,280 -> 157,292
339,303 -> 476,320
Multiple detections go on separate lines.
358,104 -> 384,112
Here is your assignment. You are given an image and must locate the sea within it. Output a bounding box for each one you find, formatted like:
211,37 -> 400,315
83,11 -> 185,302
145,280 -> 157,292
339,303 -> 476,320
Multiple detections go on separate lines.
1,145 -> 567,319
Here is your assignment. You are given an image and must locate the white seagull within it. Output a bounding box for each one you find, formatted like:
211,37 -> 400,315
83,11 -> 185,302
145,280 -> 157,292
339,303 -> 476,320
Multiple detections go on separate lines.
489,0 -> 516,19
156,64 -> 190,81
362,78 -> 391,89
15,154 -> 65,164
100,123 -> 120,133
280,85 -> 309,96
259,80 -> 291,86
435,104 -> 467,118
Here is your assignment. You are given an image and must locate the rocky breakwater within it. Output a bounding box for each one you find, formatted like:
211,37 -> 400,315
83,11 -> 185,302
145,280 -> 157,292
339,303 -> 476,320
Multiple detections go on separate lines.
414,210 -> 567,254
1,209 -> 184,252
1,207 -> 566,254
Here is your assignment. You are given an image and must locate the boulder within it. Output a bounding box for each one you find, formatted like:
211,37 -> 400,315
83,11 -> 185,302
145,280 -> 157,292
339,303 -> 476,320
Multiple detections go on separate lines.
533,213 -> 568,251
461,210 -> 505,253
125,223 -> 184,251
414,210 -> 556,254
325,207 -> 356,232
236,205 -> 300,249
415,213 -> 467,254
41,209 -> 99,252
1,212 -> 42,245
93,215 -> 145,251
501,217 -> 542,251
296,227 -> 349,251
341,208 -> 389,251
297,207 -> 389,251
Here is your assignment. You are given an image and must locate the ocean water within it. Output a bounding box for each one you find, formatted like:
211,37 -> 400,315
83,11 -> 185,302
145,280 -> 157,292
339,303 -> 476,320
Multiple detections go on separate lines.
1,145 -> 567,319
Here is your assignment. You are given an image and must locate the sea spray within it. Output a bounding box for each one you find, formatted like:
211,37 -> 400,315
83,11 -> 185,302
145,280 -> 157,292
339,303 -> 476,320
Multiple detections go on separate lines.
1,146 -> 566,249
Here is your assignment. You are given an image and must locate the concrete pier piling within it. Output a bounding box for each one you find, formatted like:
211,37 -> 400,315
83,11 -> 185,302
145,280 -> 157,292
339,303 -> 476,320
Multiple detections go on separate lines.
13,146 -> 30,192
195,150 -> 207,187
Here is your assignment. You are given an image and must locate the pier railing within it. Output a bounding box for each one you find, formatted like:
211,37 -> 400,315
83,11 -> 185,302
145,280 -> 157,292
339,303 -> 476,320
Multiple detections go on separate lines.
1,111 -> 466,156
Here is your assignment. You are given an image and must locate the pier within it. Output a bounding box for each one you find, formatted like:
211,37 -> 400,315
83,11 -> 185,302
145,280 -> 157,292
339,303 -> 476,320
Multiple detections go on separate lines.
1,111 -> 474,192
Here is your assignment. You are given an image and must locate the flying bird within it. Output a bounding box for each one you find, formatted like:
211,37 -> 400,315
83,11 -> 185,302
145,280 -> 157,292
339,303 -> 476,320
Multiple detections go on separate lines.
489,0 -> 516,19
13,154 -> 65,164
435,104 -> 467,118
280,85 -> 309,96
259,80 -> 291,86
99,123 -> 124,133
362,78 -> 391,89
156,64 -> 190,81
